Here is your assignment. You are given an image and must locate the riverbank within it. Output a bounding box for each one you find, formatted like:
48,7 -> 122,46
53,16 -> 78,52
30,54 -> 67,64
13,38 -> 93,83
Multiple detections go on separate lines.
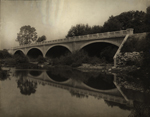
44,63 -> 140,74
1,62 -> 139,73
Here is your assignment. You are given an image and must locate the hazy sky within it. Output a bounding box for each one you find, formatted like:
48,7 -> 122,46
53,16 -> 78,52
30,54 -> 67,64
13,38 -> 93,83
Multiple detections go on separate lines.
0,0 -> 150,49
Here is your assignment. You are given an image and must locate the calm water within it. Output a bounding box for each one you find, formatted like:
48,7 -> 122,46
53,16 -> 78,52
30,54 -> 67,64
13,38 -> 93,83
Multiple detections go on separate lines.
0,68 -> 150,117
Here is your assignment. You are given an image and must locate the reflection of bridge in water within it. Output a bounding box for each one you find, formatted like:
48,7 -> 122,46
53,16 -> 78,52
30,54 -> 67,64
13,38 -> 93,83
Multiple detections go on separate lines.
27,71 -> 133,107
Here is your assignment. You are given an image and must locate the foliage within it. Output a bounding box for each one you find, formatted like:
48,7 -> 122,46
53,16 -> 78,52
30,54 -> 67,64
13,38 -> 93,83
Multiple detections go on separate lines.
2,58 -> 16,67
142,33 -> 150,67
145,6 -> 150,32
66,10 -> 148,37
100,46 -> 118,62
66,24 -> 91,37
66,24 -> 103,37
0,49 -> 12,59
120,33 -> 150,67
51,50 -> 106,67
0,69 -> 9,81
89,57 -> 105,65
17,79 -> 37,95
37,35 -> 46,42
52,50 -> 89,67
16,25 -> 37,45
102,16 -> 122,32
37,55 -> 46,64
103,11 -> 147,33
117,52 -> 143,66
13,54 -> 29,64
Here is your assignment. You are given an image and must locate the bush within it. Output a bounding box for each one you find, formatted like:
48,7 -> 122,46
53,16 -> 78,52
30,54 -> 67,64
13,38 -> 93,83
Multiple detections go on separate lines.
117,52 -> 143,66
3,58 -> 16,67
13,54 -> 29,64
0,49 -> 12,59
51,50 -> 108,67
120,33 -> 150,67
37,56 -> 46,64
89,57 -> 101,65
51,50 -> 89,67
0,70 -> 8,80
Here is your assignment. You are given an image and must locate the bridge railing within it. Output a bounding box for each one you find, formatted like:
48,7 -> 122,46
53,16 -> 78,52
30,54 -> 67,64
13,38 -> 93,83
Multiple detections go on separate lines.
13,28 -> 133,49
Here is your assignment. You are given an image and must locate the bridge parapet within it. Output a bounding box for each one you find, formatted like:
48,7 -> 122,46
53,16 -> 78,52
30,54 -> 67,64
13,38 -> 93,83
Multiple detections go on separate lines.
12,28 -> 133,49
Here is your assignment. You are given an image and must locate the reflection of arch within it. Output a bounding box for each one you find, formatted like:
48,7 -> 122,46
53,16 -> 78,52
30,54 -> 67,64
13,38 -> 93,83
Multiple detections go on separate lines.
13,49 -> 25,55
80,40 -> 120,50
29,71 -> 42,77
82,83 -> 118,93
45,44 -> 72,55
28,72 -> 43,78
45,71 -> 71,84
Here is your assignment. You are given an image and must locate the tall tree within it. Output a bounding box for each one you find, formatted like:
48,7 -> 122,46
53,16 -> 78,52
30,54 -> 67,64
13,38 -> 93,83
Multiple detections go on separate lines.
16,25 -> 37,45
103,11 -> 147,33
102,16 -> 122,32
66,10 -> 147,37
145,6 -> 150,32
37,35 -> 46,42
66,24 -> 92,37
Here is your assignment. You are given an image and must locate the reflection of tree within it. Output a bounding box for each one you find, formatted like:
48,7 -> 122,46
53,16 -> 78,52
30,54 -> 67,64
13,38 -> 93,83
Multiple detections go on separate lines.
15,70 -> 28,79
69,90 -> 88,99
129,101 -> 150,117
104,100 -> 131,111
84,74 -> 116,90
0,68 -> 9,81
17,78 -> 37,95
15,70 -> 37,95
115,72 -> 150,117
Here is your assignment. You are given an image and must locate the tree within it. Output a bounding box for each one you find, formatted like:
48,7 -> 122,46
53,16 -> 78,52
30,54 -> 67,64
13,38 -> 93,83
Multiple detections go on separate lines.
66,10 -> 147,38
145,6 -> 150,32
0,49 -> 12,59
37,35 -> 46,42
16,25 -> 37,45
102,11 -> 147,33
66,24 -> 92,37
102,16 -> 122,32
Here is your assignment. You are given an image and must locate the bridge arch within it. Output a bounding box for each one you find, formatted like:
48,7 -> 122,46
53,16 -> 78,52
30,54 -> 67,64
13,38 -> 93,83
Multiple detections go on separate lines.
79,40 -> 119,62
79,40 -> 120,50
27,47 -> 43,59
13,49 -> 25,55
45,44 -> 72,58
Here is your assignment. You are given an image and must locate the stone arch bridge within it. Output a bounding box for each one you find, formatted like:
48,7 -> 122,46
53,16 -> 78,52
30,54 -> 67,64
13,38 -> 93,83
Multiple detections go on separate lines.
10,29 -> 133,58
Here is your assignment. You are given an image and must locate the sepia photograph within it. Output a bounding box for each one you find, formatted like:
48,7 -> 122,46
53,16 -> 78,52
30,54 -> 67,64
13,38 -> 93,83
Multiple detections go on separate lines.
0,0 -> 150,116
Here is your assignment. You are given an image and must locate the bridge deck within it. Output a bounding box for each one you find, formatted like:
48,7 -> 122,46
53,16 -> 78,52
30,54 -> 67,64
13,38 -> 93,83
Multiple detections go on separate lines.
12,29 -> 133,49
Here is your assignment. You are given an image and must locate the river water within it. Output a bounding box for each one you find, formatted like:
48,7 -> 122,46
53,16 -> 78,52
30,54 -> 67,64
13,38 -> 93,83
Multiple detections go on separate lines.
0,68 -> 150,117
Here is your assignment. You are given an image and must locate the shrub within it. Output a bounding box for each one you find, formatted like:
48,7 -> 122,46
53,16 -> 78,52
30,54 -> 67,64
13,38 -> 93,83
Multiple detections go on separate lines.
0,70 -> 8,80
117,52 -> 143,66
51,50 -> 90,67
0,49 -> 12,59
13,54 -> 29,64
37,55 -> 46,64
3,58 -> 16,67
51,50 -> 108,67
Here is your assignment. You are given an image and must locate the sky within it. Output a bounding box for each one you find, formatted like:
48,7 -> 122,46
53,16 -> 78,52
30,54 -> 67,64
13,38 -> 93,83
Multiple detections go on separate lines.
0,0 -> 150,50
